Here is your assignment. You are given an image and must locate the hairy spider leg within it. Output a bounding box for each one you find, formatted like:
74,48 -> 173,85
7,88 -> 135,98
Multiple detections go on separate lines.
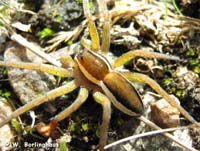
82,0 -> 110,54
35,87 -> 89,137
122,72 -> 197,123
93,91 -> 111,151
0,61 -> 73,77
0,54 -> 81,128
111,49 -> 196,123
101,78 -> 198,151
113,49 -> 181,68
83,0 -> 100,52
0,81 -> 77,128
99,0 -> 111,54
53,87 -> 89,122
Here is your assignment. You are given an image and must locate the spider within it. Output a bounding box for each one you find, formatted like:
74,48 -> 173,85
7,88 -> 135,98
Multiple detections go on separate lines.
0,0 -> 197,150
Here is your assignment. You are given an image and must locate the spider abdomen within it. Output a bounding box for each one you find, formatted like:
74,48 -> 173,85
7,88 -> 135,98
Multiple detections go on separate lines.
103,72 -> 144,114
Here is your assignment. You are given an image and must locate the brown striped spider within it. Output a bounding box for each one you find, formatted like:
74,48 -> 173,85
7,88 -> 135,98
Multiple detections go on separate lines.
0,0 -> 197,150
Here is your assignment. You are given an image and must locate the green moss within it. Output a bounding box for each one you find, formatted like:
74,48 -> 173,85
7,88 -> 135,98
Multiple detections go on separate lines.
81,123 -> 89,131
89,1 -> 94,9
66,40 -> 73,46
175,89 -> 183,98
37,93 -> 44,97
37,27 -> 55,39
117,118 -> 124,126
77,0 -> 94,9
193,66 -> 200,74
69,122 -> 77,132
56,17 -> 63,23
59,140 -> 68,151
163,78 -> 173,86
186,49 -> 195,57
189,58 -> 199,65
78,0 -> 83,4
0,3 -> 8,17
0,89 -> 11,98
11,120 -> 23,135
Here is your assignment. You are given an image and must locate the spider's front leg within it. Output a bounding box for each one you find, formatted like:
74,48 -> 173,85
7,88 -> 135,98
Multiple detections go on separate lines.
53,87 -> 89,122
82,0 -> 110,54
83,0 -> 100,52
0,61 -> 73,77
0,80 -> 77,128
0,54 -> 77,128
113,49 -> 180,68
99,0 -> 111,53
37,87 -> 89,137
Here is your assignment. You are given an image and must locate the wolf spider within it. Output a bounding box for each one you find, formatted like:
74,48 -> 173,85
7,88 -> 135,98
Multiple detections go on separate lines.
0,0 -> 197,150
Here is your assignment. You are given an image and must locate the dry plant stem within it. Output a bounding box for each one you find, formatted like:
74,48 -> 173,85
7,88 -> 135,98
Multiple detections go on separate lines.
11,34 -> 62,67
138,116 -> 197,151
54,87 -> 88,122
122,72 -> 197,124
0,81 -> 77,127
93,92 -> 111,151
104,125 -> 193,150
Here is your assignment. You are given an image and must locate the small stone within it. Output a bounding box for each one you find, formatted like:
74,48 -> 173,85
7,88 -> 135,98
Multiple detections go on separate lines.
151,98 -> 180,128
0,97 -> 16,150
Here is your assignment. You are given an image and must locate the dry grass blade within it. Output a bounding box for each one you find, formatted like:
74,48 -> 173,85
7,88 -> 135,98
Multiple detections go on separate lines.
0,14 -> 61,67
44,20 -> 87,52
10,34 -> 62,67
139,116 -> 198,151
105,125 -> 192,150
105,116 -> 198,151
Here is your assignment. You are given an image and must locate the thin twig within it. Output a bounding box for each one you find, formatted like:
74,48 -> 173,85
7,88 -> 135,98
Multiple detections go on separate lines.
105,125 -> 191,150
105,116 -> 198,151
10,34 -> 62,67
139,116 -> 197,151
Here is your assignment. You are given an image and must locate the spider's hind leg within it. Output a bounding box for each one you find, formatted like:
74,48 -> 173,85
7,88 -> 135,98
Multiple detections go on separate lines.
93,91 -> 111,151
122,71 -> 197,124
